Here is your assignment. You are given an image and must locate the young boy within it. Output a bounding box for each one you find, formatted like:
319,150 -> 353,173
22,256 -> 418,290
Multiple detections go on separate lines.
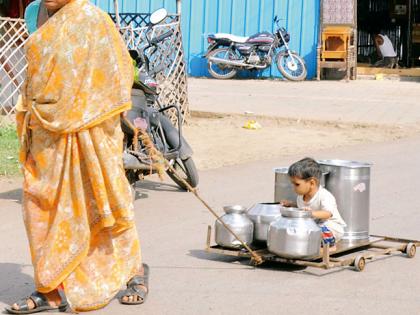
281,157 -> 346,251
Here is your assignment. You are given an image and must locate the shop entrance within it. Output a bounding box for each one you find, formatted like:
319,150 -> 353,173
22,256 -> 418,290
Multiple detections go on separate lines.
357,0 -> 420,70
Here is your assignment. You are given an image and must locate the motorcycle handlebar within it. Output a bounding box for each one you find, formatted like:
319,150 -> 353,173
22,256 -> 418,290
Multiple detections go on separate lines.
133,27 -> 172,74
151,30 -> 174,45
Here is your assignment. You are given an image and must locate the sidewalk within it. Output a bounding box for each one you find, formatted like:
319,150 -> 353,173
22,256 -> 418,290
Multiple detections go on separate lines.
188,78 -> 420,127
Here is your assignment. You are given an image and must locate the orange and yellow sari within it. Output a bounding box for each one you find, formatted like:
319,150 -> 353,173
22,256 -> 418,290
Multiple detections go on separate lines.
16,0 -> 141,311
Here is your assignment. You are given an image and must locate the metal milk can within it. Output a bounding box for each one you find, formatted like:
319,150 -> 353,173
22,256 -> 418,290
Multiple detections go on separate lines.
274,167 -> 328,203
267,208 -> 321,259
318,159 -> 372,241
215,205 -> 254,249
247,203 -> 282,242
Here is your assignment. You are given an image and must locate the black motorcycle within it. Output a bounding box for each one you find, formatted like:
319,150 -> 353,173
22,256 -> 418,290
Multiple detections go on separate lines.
122,8 -> 198,191
204,16 -> 307,81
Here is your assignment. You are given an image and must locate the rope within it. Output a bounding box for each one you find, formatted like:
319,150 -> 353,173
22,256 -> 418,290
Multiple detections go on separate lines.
122,115 -> 263,265
169,173 -> 263,265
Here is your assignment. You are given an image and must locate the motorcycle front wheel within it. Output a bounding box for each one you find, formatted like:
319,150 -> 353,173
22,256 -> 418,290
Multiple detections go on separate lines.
276,52 -> 307,81
167,157 -> 199,191
207,48 -> 238,80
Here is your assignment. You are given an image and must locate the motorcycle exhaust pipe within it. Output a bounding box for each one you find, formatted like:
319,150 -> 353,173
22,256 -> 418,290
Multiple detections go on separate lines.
123,152 -> 142,170
208,56 -> 249,68
208,56 -> 267,69
123,152 -> 155,171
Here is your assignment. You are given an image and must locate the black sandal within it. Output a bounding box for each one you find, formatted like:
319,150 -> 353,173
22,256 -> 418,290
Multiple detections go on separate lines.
5,290 -> 68,314
119,263 -> 150,305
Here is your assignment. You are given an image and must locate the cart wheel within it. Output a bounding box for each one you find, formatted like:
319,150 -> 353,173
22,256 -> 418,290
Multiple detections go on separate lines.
405,243 -> 416,258
354,255 -> 366,272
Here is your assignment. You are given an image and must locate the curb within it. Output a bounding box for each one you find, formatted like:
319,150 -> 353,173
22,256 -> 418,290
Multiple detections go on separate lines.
189,110 -> 414,130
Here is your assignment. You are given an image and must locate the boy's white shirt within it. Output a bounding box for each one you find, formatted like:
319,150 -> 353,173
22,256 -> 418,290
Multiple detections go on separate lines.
297,186 -> 346,240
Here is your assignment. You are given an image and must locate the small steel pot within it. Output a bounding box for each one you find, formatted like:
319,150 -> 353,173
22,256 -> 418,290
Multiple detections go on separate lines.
268,207 -> 322,259
215,205 -> 254,249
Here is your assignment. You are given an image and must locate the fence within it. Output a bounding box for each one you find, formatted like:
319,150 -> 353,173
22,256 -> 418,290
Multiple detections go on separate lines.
0,13 -> 189,124
0,17 -> 28,118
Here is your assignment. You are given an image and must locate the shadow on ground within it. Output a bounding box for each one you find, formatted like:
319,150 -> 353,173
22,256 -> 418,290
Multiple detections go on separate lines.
188,249 -> 312,273
188,249 -> 365,277
134,179 -> 185,201
0,189 -> 22,204
0,180 -> 182,204
0,263 -> 34,306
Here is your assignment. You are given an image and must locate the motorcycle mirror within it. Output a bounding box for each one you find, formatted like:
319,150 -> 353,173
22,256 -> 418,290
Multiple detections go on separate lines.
150,8 -> 168,25
128,49 -> 139,60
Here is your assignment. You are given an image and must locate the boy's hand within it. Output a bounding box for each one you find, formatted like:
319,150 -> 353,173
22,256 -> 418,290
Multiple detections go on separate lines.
301,207 -> 312,211
280,200 -> 292,207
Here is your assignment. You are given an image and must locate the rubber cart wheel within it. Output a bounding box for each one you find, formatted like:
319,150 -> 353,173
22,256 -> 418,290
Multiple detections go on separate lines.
405,243 -> 416,258
354,255 -> 366,272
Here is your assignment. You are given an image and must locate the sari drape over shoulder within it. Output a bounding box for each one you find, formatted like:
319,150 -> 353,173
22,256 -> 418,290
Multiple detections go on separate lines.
17,0 -> 141,311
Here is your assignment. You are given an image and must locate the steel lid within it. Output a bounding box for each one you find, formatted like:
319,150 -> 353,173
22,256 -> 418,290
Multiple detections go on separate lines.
223,205 -> 247,214
280,207 -> 313,218
247,203 -> 282,217
274,167 -> 289,174
318,159 -> 372,169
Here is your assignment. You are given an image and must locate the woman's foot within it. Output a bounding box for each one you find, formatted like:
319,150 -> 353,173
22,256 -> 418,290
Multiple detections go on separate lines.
6,289 -> 67,314
10,290 -> 61,311
120,264 -> 150,305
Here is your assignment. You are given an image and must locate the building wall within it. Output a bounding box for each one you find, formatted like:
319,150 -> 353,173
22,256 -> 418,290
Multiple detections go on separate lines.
92,0 -> 320,79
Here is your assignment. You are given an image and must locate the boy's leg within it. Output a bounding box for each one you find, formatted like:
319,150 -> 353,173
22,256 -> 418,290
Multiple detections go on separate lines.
320,225 -> 336,251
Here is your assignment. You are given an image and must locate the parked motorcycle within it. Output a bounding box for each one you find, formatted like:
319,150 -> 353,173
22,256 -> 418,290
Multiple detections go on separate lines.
122,8 -> 199,191
204,16 -> 307,81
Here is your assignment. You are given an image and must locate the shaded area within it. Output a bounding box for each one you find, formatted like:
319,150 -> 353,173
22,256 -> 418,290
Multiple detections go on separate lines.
0,263 -> 34,306
0,188 -> 22,204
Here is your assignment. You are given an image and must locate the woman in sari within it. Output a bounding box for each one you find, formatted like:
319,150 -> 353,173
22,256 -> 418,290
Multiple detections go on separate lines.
6,0 -> 149,313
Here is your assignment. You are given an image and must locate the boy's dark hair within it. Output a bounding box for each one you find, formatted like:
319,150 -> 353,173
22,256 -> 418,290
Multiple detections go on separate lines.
288,157 -> 322,182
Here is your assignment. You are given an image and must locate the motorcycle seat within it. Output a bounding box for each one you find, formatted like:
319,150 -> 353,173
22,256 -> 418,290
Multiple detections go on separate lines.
213,33 -> 249,43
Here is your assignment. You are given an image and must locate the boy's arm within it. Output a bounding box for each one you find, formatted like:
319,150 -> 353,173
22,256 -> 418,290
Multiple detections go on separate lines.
312,191 -> 336,220
309,209 -> 332,220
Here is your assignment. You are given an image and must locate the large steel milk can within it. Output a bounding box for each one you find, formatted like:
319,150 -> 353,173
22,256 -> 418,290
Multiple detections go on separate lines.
318,160 -> 372,241
274,167 -> 328,203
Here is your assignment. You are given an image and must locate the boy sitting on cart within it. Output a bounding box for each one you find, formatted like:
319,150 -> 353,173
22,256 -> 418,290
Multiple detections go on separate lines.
281,157 -> 346,251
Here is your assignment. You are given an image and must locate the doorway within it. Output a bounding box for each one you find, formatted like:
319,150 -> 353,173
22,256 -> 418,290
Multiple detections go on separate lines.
357,0 -> 420,68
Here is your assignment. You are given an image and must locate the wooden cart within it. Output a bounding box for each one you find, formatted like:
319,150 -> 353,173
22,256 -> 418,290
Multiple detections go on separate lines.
205,226 -> 419,272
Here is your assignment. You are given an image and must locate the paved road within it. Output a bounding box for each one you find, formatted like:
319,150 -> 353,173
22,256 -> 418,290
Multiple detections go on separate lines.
189,78 -> 420,127
1,135 -> 419,315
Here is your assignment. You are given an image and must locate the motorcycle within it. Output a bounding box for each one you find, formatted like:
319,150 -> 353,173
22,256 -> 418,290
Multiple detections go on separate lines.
122,8 -> 199,191
204,16 -> 307,81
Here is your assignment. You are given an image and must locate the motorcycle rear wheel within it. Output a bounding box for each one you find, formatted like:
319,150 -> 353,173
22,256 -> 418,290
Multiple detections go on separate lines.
276,52 -> 307,81
207,48 -> 238,80
167,157 -> 199,190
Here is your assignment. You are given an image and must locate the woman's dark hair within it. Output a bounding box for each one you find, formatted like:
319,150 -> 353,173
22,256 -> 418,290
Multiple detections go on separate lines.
288,157 -> 322,182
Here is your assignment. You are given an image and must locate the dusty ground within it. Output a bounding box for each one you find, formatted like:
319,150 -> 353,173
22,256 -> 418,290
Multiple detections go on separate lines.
183,113 -> 419,170
188,78 -> 420,126
1,79 -> 420,314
